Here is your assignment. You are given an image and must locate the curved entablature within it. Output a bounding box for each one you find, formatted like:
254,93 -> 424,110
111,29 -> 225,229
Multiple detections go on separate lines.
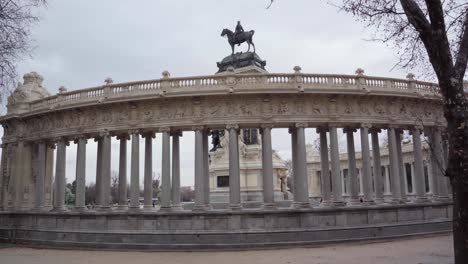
0,72 -> 449,143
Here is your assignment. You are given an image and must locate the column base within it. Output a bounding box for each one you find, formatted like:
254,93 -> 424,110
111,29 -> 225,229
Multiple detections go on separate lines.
362,199 -> 375,206
436,196 -> 450,202
262,203 -> 277,210
228,204 -> 242,211
115,205 -> 128,211
413,197 -> 430,204
203,204 -> 213,211
347,199 -> 361,207
158,206 -> 172,212
192,204 -> 206,212
388,198 -> 403,205
292,201 -> 310,209
127,206 -> 140,212
319,200 -> 333,207
50,206 -> 68,212
374,198 -> 386,204
72,207 -> 88,213
331,200 -> 346,207
143,205 -> 155,211
170,205 -> 183,212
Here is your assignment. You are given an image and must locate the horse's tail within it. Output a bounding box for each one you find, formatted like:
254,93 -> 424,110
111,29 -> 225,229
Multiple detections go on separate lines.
250,30 -> 255,36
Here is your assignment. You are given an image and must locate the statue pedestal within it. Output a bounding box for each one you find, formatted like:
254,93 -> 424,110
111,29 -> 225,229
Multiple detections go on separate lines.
216,52 -> 267,74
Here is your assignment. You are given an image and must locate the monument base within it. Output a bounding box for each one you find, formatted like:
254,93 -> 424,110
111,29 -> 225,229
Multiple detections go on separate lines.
216,52 -> 267,74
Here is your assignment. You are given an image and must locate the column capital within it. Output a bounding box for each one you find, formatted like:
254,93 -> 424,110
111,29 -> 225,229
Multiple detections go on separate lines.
295,122 -> 308,128
159,127 -> 171,133
226,124 -> 239,130
412,124 -> 424,131
170,130 -> 183,137
343,127 -> 357,133
51,137 -> 70,145
387,124 -> 400,129
128,129 -> 140,136
116,133 -> 130,141
316,126 -> 329,133
141,131 -> 156,138
369,127 -> 382,133
260,123 -> 274,129
328,122 -> 341,128
192,125 -> 205,131
361,123 -> 372,129
73,135 -> 88,144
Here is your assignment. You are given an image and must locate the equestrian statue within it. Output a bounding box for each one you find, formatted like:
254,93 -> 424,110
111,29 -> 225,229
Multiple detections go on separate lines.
221,21 -> 256,55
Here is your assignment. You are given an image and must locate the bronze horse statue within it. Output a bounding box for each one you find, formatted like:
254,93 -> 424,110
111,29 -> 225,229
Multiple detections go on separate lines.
221,28 -> 256,54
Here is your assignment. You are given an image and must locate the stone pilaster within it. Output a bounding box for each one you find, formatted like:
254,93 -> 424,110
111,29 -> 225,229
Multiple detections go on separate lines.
143,132 -> 155,210
329,124 -> 345,206
160,128 -> 172,210
261,124 -> 275,209
289,127 -> 297,195
395,130 -> 408,202
317,127 -> 332,206
412,126 -> 429,203
370,128 -> 385,203
344,128 -> 360,206
227,124 -> 241,210
360,125 -> 374,204
74,136 -> 87,211
129,132 -> 140,210
432,127 -> 449,200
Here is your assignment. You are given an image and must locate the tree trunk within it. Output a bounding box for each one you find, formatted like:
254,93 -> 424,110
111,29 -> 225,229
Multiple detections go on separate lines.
441,79 -> 468,264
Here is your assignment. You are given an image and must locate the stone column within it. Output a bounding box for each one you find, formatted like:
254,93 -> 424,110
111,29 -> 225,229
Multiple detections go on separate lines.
171,131 -> 182,210
193,126 -> 205,211
100,133 -> 112,210
227,124 -> 241,210
293,123 -> 309,208
160,128 -> 172,210
0,144 -> 7,210
74,136 -> 87,210
143,132 -> 155,210
433,127 -> 449,200
95,138 -> 103,206
344,128 -> 360,205
35,141 -> 46,210
53,138 -> 68,211
117,134 -> 129,209
329,125 -> 345,206
289,127 -> 297,195
202,129 -> 211,210
261,124 -> 275,209
395,130 -> 408,202
426,128 -> 439,199
412,126 -> 429,203
388,127 -> 402,203
384,166 -> 391,195
370,128 -> 385,203
129,132 -> 140,210
360,125 -> 374,204
317,127 -> 332,206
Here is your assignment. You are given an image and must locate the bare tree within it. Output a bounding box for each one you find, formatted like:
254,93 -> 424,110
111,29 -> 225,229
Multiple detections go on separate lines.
0,0 -> 46,98
332,1 -> 468,262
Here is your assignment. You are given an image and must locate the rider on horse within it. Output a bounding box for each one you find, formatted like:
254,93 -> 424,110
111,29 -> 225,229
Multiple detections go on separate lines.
235,21 -> 244,45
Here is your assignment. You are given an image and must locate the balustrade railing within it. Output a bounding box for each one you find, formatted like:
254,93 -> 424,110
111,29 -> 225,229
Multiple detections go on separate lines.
28,73 -> 443,112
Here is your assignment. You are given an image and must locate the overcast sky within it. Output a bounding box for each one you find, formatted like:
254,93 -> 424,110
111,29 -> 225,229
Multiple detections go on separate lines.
14,0 -> 413,187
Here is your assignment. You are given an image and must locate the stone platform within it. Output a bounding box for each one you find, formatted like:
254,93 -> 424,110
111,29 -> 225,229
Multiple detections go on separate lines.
0,202 -> 452,250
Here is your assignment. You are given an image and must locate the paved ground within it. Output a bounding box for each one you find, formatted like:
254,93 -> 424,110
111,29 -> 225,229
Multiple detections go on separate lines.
0,234 -> 454,264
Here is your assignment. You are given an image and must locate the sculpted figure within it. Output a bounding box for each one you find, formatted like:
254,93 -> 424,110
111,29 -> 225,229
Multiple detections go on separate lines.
221,21 -> 256,54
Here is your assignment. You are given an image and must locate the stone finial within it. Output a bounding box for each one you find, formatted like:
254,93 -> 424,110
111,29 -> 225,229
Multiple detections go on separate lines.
293,66 -> 302,74
104,77 -> 113,85
162,70 -> 171,79
58,86 -> 67,93
355,68 -> 365,76
7,72 -> 50,113
406,73 -> 415,80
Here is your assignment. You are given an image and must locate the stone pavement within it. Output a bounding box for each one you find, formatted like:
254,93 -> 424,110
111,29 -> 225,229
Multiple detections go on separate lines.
0,234 -> 453,264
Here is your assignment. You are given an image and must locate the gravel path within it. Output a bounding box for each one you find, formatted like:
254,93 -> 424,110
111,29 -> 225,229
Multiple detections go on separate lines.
0,234 -> 454,264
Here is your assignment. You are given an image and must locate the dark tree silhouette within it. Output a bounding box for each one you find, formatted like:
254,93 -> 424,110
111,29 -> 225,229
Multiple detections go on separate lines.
0,0 -> 46,97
